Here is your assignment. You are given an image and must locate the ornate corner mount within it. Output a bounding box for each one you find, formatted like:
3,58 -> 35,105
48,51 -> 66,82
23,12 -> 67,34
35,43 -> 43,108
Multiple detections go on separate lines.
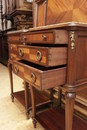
70,31 -> 75,50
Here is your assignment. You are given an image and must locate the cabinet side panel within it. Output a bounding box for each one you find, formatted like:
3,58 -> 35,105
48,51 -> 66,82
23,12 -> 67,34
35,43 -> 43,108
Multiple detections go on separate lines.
76,32 -> 87,84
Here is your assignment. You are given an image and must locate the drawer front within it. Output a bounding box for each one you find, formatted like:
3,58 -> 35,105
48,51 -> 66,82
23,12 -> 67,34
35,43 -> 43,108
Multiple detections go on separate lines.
24,68 -> 41,88
13,61 -> 66,90
25,66 -> 66,90
9,44 -> 17,53
17,45 -> 67,67
22,32 -> 54,44
22,30 -> 68,44
8,35 -> 21,43
9,53 -> 20,61
17,46 -> 47,66
13,63 -> 25,79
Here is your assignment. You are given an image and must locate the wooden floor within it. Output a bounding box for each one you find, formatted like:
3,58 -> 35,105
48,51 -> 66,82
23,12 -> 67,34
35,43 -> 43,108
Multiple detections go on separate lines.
36,107 -> 87,130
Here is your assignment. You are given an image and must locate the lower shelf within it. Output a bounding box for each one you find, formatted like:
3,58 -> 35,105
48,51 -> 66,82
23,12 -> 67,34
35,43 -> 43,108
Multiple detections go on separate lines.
36,107 -> 87,130
13,90 -> 52,110
13,91 -> 25,106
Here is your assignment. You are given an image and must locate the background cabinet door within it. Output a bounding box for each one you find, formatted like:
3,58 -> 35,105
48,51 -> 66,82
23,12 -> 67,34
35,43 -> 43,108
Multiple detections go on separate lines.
33,0 -> 47,27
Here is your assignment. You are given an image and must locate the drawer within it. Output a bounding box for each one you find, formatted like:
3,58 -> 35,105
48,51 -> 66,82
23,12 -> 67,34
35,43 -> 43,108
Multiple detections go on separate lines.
13,60 -> 66,90
9,53 -> 20,61
13,61 -> 25,79
22,30 -> 68,44
8,35 -> 21,43
9,44 -> 17,53
17,45 -> 67,67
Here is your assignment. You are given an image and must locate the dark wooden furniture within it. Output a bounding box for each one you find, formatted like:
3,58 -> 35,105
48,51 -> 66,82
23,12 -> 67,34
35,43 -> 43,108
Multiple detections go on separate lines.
0,30 -> 9,66
4,0 -> 33,30
0,31 -> 3,63
33,0 -> 87,27
8,29 -> 53,118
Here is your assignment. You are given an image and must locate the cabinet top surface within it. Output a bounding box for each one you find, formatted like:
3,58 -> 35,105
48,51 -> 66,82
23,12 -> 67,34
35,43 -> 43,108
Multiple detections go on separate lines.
29,22 -> 87,32
7,29 -> 29,35
7,22 -> 87,35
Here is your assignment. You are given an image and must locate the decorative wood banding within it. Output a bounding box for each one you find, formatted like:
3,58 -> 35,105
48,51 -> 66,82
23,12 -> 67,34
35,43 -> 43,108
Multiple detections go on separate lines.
21,30 -> 68,44
13,60 -> 66,90
17,45 -> 67,67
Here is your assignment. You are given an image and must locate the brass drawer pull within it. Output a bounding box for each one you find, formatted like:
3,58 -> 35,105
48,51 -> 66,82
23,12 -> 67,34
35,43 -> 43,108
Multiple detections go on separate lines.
36,51 -> 42,61
10,55 -> 13,60
30,72 -> 36,83
42,35 -> 47,40
23,36 -> 27,41
14,66 -> 19,74
19,49 -> 24,57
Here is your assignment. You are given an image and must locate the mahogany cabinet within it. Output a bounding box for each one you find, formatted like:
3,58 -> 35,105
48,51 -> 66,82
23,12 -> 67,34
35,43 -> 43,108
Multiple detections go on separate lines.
8,22 -> 87,130
33,0 -> 87,27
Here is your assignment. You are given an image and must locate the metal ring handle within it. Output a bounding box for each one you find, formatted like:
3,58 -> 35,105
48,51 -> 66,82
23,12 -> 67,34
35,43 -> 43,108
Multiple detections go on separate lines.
14,66 -> 19,74
30,72 -> 36,83
23,36 -> 27,41
19,49 -> 24,57
36,51 -> 42,61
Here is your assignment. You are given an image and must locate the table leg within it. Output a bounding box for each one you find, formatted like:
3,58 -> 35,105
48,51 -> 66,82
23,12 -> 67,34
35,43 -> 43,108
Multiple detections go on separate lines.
58,87 -> 62,106
30,85 -> 37,128
65,92 -> 76,130
50,88 -> 54,107
8,62 -> 14,102
24,81 -> 29,119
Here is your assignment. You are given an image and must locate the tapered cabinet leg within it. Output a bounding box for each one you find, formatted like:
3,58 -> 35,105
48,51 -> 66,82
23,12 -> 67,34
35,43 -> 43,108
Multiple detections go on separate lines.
24,81 -> 29,119
58,87 -> 62,106
8,62 -> 14,102
50,88 -> 54,107
30,85 -> 37,128
65,92 -> 76,130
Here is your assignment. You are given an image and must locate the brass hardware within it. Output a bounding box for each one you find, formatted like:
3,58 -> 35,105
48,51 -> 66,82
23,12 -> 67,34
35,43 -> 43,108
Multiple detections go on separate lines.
14,66 -> 19,74
71,42 -> 75,50
10,55 -> 13,60
19,49 -> 24,57
23,43 -> 26,45
42,35 -> 47,40
30,73 -> 36,83
70,32 -> 75,50
23,36 -> 27,41
36,51 -> 42,61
